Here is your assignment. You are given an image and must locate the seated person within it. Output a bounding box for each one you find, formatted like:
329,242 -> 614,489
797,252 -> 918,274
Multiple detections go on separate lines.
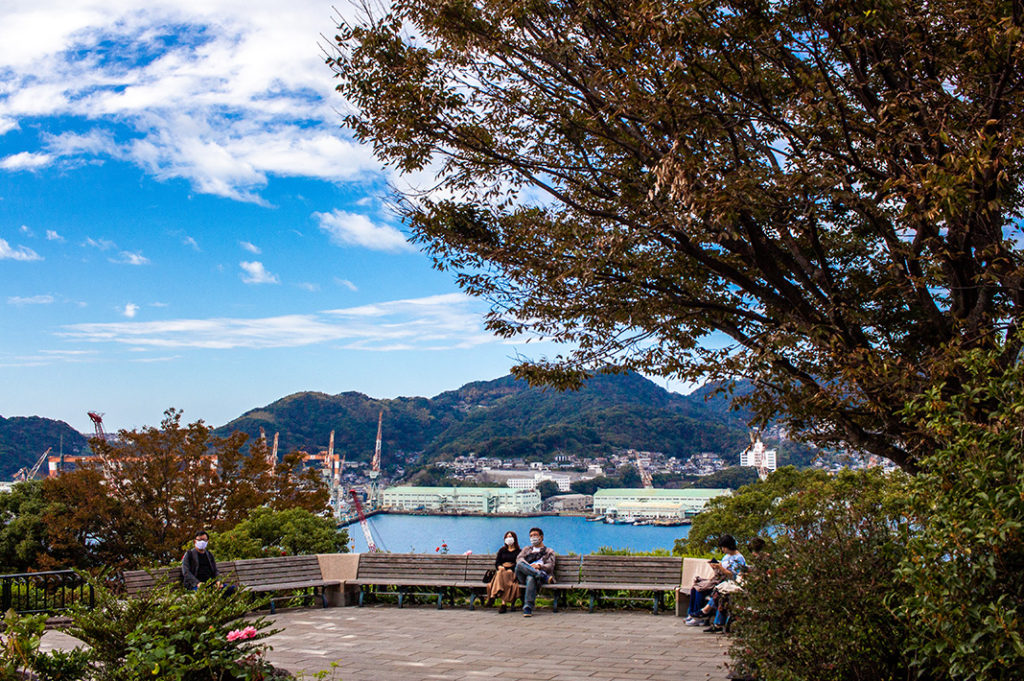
686,534 -> 746,627
182,530 -> 235,594
484,530 -> 522,613
514,527 -> 556,617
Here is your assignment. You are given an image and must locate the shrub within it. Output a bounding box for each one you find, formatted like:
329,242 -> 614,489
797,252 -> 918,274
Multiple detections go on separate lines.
68,577 -> 280,681
1,609 -> 46,680
898,347 -> 1024,680
31,648 -> 93,681
210,507 -> 347,560
676,467 -> 829,556
725,469 -> 913,681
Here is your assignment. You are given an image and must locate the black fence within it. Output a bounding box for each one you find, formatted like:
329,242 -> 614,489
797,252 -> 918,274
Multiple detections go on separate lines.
0,570 -> 94,614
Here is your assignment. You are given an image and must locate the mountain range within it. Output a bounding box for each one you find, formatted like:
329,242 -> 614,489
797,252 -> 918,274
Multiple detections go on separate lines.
1,373 -> 760,480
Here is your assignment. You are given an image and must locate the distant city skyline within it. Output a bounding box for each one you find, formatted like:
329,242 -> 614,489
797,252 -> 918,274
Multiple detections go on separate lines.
0,1 -> 691,433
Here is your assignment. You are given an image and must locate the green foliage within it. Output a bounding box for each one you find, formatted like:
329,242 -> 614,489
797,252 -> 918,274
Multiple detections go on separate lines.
678,467 -> 828,555
211,507 -> 347,560
688,466 -> 759,490
592,547 -> 672,556
730,469 -> 912,681
0,481 -> 48,571
897,345 -> 1024,679
68,577 -> 278,681
30,649 -> 93,681
0,609 -> 46,677
535,480 -> 561,499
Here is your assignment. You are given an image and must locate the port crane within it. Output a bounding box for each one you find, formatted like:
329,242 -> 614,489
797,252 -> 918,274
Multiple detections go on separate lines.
350,489 -> 378,552
367,410 -> 383,509
87,412 -> 107,441
12,448 -> 51,482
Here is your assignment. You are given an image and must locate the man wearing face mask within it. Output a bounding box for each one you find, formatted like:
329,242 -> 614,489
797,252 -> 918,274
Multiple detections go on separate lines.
514,527 -> 557,617
182,530 -> 222,590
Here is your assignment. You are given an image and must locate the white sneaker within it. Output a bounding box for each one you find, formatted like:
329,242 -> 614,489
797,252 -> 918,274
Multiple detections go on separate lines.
685,617 -> 703,626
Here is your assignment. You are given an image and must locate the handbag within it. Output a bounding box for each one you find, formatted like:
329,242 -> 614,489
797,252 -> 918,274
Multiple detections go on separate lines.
482,569 -> 496,583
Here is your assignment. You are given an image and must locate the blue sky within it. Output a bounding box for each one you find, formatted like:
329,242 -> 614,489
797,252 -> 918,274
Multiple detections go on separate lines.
0,0 -> 576,434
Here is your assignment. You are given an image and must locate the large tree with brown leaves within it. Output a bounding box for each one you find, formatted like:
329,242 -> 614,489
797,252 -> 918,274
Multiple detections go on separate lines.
329,0 -> 1024,469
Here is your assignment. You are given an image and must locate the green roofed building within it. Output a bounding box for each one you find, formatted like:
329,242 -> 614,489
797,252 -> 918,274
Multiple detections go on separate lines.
593,488 -> 731,520
381,486 -> 542,514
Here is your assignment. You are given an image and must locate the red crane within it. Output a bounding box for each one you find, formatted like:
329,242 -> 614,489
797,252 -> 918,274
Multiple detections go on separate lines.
350,489 -> 378,552
87,412 -> 107,441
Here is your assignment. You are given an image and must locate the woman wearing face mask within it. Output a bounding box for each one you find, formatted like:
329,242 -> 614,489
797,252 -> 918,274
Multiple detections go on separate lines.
484,531 -> 521,613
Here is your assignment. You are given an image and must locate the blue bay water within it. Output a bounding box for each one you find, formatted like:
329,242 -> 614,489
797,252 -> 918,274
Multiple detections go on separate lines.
343,514 -> 690,555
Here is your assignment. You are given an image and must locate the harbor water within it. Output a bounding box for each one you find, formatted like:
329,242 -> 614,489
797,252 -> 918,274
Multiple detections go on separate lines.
343,514 -> 690,555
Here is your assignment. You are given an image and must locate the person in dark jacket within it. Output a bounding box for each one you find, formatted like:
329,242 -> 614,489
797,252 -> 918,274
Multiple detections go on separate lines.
182,529 -> 231,592
514,527 -> 557,617
484,530 -> 522,613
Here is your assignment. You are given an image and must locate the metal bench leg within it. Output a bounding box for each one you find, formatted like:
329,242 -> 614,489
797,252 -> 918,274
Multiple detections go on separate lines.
468,593 -> 477,610
398,591 -> 405,608
269,599 -> 276,615
589,593 -> 596,613
358,588 -> 365,607
436,593 -> 443,610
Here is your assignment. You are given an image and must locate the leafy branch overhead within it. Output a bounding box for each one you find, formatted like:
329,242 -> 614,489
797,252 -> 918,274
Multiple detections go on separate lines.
329,0 -> 1024,469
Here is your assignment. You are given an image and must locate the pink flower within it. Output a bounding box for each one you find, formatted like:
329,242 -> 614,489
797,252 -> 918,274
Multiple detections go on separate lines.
227,626 -> 258,642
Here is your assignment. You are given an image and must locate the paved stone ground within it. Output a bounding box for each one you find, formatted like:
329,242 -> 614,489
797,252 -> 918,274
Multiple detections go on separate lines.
42,604 -> 735,680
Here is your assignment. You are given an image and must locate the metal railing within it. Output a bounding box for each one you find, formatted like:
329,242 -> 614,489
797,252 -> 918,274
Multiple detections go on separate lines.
0,570 -> 94,614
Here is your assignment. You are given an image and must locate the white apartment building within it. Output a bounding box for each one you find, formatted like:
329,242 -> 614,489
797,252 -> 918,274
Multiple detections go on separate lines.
506,471 -> 572,492
740,442 -> 778,475
381,486 -> 541,514
593,488 -> 731,520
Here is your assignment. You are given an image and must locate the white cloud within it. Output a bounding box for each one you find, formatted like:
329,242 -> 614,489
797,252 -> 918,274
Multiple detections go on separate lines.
84,237 -> 117,250
314,210 -> 414,253
20,225 -> 33,236
239,240 -> 261,254
239,260 -> 279,284
46,229 -> 64,241
334,277 -> 358,291
8,294 -> 55,305
0,2 -> 382,201
0,152 -> 53,170
112,250 -> 150,265
296,282 -> 319,292
59,293 -> 495,350
123,303 -> 139,318
182,235 -> 200,250
0,238 -> 42,261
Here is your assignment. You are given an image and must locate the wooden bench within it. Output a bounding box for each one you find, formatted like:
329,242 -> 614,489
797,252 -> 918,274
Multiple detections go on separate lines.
675,557 -> 716,617
349,553 -> 468,608
124,556 -> 341,614
227,556 -> 341,614
576,555 -> 682,614
123,565 -> 184,595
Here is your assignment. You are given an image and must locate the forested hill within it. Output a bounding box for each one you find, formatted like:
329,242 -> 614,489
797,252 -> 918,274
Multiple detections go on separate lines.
215,372 -> 754,468
0,416 -> 89,480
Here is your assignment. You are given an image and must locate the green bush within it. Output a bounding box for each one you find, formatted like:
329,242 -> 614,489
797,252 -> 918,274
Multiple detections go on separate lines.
211,507 -> 347,560
68,577 -> 279,681
1,608 -> 46,679
31,648 -> 93,681
719,469 -> 912,681
676,466 -> 829,556
898,347 -> 1024,680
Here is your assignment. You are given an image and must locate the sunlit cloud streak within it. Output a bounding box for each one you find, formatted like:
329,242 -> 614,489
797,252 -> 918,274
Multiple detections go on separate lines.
59,293 -> 496,350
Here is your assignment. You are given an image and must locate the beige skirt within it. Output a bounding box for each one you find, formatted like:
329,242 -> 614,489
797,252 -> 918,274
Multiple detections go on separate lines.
485,565 -> 521,604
